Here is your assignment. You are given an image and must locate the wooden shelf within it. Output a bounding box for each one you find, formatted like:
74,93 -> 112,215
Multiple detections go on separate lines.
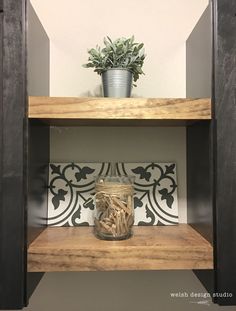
28,225 -> 213,272
28,97 -> 211,126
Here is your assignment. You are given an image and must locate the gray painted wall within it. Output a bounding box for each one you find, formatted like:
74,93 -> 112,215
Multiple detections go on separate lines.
24,271 -> 236,311
186,6 -> 211,98
27,3 -> 49,96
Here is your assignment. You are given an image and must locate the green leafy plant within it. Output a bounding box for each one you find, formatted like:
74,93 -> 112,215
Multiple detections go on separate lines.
83,36 -> 146,85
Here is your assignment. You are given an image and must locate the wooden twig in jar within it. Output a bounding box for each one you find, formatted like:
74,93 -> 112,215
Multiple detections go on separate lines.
95,181 -> 134,238
112,196 -> 132,215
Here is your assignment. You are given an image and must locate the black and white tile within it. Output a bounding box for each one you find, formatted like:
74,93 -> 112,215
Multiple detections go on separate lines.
116,162 -> 179,225
47,162 -> 111,226
47,162 -> 178,226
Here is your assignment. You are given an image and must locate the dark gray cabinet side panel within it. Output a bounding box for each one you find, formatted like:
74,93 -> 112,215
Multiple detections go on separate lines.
0,0 -> 27,309
27,2 -> 50,305
27,121 -> 49,245
186,4 -> 213,245
27,1 -> 49,244
27,2 -> 49,96
186,4 -> 214,300
27,120 -> 49,304
187,122 -> 213,243
187,121 -> 214,297
0,0 -> 3,250
214,0 -> 236,305
0,4 -> 3,306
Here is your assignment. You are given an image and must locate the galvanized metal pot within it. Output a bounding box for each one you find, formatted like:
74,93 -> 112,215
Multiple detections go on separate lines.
102,68 -> 133,98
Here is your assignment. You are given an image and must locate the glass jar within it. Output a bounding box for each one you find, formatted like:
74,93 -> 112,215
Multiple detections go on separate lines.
94,175 -> 134,240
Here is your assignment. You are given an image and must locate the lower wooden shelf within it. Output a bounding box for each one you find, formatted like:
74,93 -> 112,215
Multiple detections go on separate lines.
27,224 -> 213,272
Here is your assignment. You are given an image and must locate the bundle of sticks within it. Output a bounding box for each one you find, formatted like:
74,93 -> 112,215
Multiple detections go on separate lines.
94,182 -> 134,239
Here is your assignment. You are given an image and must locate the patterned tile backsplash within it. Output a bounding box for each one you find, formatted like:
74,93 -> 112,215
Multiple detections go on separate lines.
47,162 -> 178,226
116,163 -> 179,225
47,162 -> 111,226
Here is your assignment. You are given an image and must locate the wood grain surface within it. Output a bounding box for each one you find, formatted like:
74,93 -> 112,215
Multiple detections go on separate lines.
28,225 -> 213,272
28,97 -> 211,120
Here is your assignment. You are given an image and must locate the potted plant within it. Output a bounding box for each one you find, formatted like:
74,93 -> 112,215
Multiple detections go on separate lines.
83,36 -> 146,97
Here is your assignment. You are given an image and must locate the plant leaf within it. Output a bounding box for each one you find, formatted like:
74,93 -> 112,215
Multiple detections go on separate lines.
83,35 -> 146,83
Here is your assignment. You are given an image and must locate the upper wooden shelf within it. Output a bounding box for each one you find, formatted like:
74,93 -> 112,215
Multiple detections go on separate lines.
28,97 -> 211,126
28,225 -> 213,272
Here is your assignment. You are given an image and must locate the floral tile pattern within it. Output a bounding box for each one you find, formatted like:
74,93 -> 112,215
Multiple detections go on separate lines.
116,163 -> 179,225
47,162 -> 111,226
47,162 -> 178,226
